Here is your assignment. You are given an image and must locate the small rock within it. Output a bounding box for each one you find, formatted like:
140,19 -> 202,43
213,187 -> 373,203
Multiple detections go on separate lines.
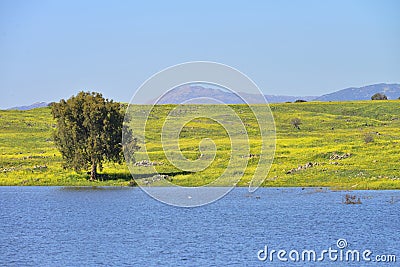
134,160 -> 163,167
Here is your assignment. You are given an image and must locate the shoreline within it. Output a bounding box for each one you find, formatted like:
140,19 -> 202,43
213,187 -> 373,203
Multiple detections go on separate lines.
1,184 -> 399,190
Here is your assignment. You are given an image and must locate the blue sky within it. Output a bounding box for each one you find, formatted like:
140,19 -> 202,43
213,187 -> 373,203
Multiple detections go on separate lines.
0,0 -> 399,108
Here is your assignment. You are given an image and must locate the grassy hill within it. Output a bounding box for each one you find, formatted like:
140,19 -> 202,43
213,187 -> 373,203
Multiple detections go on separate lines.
1,100 -> 399,189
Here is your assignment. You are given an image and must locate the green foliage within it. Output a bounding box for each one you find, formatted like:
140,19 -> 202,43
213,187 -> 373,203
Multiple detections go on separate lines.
371,93 -> 387,100
51,92 -> 126,180
290,118 -> 302,129
364,133 -> 374,144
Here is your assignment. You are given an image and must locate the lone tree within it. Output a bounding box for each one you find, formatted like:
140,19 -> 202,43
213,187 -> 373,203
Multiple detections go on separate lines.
51,91 -> 136,180
371,93 -> 387,100
290,118 -> 302,130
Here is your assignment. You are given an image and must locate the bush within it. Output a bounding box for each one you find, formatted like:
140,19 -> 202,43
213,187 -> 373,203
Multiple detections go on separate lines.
294,99 -> 307,103
371,93 -> 387,100
290,118 -> 302,130
364,133 -> 374,143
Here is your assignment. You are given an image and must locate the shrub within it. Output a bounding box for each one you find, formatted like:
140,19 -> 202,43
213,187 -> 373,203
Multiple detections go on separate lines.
290,118 -> 302,130
371,93 -> 387,100
294,99 -> 307,103
364,133 -> 374,143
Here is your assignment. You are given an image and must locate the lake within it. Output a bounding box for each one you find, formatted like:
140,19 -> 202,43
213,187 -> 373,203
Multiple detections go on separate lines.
0,187 -> 399,266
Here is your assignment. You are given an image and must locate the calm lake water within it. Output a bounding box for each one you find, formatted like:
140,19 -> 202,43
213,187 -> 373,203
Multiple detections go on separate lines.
0,187 -> 399,266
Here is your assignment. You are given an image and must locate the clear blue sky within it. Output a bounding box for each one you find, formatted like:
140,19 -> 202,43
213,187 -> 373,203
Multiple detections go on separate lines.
0,0 -> 399,108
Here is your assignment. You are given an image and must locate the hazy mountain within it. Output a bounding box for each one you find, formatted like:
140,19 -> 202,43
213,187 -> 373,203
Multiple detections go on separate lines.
149,85 -> 316,104
315,83 -> 400,101
7,102 -> 49,111
265,95 -> 316,103
153,86 -> 246,104
5,83 -> 400,109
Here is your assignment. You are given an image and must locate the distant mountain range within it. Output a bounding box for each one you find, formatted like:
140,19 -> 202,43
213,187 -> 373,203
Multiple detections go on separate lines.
151,83 -> 400,104
149,85 -> 317,104
7,102 -> 49,111
4,83 -> 400,110
315,83 -> 400,101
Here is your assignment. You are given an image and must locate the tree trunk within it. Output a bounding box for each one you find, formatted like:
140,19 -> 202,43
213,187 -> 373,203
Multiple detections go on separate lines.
90,161 -> 97,181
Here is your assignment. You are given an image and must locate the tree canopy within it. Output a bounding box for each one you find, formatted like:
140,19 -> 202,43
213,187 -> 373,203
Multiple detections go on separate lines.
51,91 -> 137,180
371,93 -> 388,100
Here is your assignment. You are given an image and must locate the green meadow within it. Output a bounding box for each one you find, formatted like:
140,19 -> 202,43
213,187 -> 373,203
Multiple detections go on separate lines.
1,100 -> 399,189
